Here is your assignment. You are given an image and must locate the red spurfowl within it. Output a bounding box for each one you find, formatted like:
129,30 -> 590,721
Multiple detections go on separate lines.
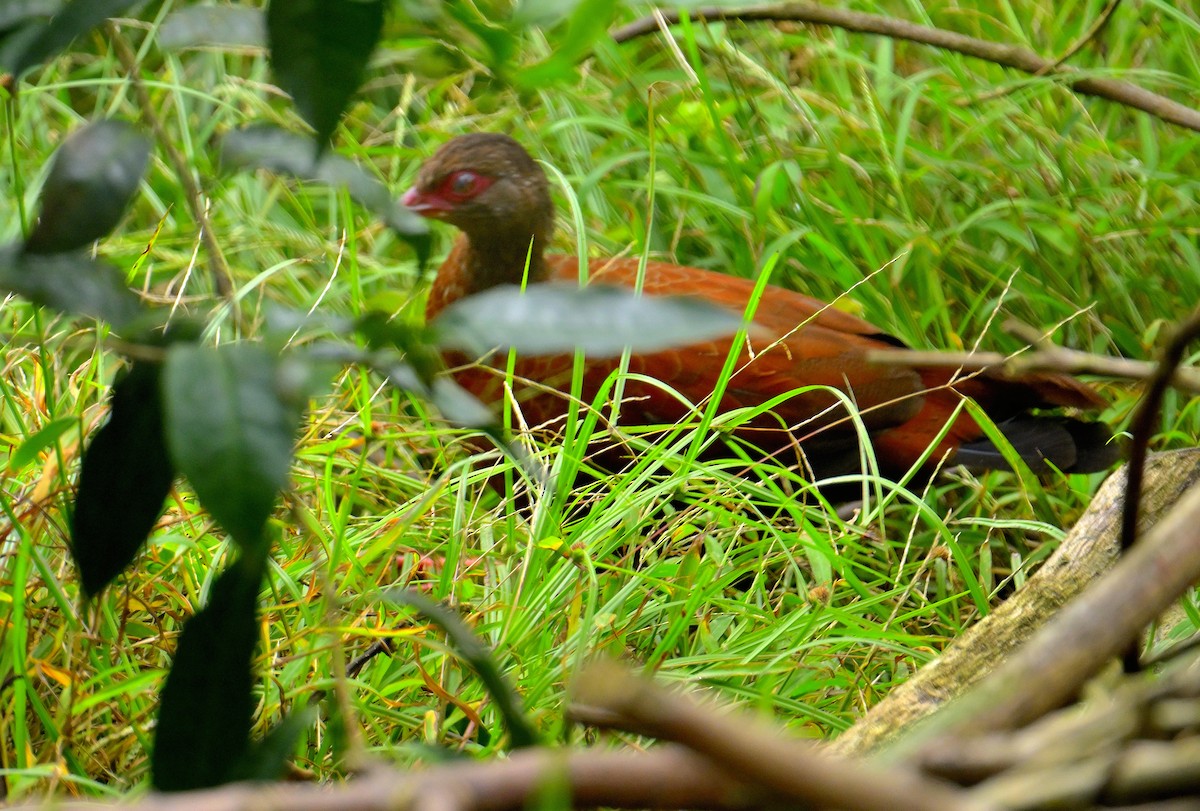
403,133 -> 1116,480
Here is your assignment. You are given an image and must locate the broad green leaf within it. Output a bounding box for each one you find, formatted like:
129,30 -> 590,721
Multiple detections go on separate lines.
152,548 -> 266,791
266,0 -> 385,149
431,283 -> 746,357
162,344 -> 300,551
71,363 -> 174,598
220,124 -> 429,262
353,310 -> 443,380
5,0 -> 144,78
0,24 -> 46,76
381,360 -> 496,428
0,243 -> 144,327
158,6 -> 265,50
24,119 -> 150,255
8,416 -> 76,473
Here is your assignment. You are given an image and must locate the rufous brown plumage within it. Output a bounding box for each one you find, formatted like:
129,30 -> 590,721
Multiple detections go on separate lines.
403,133 -> 1116,480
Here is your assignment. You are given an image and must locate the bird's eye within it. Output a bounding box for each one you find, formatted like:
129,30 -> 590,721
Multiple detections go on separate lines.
434,170 -> 494,204
449,171 -> 479,197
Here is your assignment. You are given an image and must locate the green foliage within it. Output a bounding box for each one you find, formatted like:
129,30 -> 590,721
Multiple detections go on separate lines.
0,0 -> 762,791
0,246 -> 143,327
266,0 -> 386,150
1,0 -> 143,78
386,589 -> 540,749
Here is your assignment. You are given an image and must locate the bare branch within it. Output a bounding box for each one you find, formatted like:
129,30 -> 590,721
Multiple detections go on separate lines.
3,748 -> 753,811
570,660 -> 990,811
831,450 -> 1200,758
1120,303 -> 1200,548
866,320 -> 1200,395
611,3 -> 1200,134
867,347 -> 1200,395
927,459 -> 1200,737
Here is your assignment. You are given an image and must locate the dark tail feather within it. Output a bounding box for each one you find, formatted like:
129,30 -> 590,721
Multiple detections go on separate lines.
955,417 -> 1120,474
1061,419 -> 1123,473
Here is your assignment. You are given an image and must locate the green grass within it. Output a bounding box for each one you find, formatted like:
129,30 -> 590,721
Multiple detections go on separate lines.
1,0 -> 1198,796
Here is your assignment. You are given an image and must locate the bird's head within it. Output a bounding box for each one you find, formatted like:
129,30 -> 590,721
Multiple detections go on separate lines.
402,133 -> 553,240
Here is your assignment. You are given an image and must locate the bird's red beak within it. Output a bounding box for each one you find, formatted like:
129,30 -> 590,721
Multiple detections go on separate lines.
402,187 -> 453,216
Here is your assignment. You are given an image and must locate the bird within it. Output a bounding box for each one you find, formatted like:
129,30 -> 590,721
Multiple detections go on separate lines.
402,133 -> 1117,482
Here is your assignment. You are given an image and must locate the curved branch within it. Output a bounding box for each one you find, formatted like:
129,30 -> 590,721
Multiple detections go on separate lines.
611,3 -> 1200,134
1116,304 -> 1200,673
1120,305 -> 1200,554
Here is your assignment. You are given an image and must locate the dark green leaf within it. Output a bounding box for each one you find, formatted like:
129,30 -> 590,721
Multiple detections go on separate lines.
384,588 -> 540,749
353,311 -> 444,380
0,243 -> 145,327
152,548 -> 267,791
0,0 -> 59,34
158,6 -> 265,50
162,344 -> 301,551
235,706 -> 316,781
431,283 -> 746,357
274,351 -> 335,413
379,360 -> 496,428
24,119 -> 150,254
8,416 -> 76,473
71,363 -> 174,598
6,0 -> 144,78
354,311 -> 429,355
266,0 -> 385,149
0,23 -> 47,77
220,124 -> 429,262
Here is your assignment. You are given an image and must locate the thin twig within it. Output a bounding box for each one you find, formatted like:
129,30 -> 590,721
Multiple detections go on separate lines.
611,3 -> 1200,133
109,23 -> 237,300
967,0 -> 1123,103
1118,306 -> 1200,554
346,639 -> 392,680
1117,305 -> 1200,672
866,342 -> 1200,396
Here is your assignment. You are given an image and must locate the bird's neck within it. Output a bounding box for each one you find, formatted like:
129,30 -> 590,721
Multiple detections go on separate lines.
426,218 -> 554,320
460,230 -> 549,290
